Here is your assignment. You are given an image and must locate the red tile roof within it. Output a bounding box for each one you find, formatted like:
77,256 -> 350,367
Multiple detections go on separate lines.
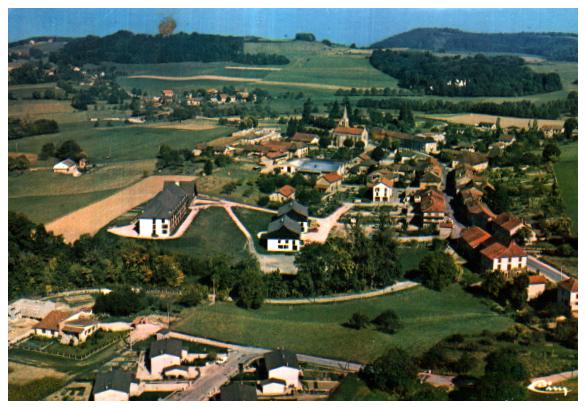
558,278 -> 578,293
33,310 -> 75,331
460,226 -> 492,249
466,200 -> 496,220
334,127 -> 365,136
493,212 -> 523,233
320,172 -> 343,184
276,185 -> 296,198
528,275 -> 548,285
480,241 -> 527,260
375,177 -> 394,188
421,191 -> 446,214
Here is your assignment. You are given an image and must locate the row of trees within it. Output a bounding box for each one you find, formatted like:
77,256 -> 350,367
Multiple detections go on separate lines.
370,50 -> 562,97
356,91 -> 577,120
8,118 -> 59,140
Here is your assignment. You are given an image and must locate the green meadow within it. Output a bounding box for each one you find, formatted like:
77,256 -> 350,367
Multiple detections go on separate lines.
554,142 -> 578,235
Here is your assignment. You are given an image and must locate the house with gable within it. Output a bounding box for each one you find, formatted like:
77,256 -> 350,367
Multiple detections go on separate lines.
276,201 -> 309,233
263,349 -> 302,390
93,369 -> 138,401
479,241 -> 527,276
265,216 -> 303,252
372,178 -> 394,203
315,172 -> 343,194
270,185 -> 296,203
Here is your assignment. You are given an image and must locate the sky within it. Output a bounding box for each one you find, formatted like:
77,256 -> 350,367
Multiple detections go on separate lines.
8,8 -> 578,45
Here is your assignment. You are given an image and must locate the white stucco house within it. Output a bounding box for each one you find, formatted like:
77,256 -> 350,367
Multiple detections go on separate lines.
372,178 -> 394,203
264,350 -> 302,390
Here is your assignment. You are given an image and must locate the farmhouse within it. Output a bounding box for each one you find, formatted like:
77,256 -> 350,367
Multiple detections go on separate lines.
221,383 -> 258,401
264,349 -> 302,390
8,299 -> 56,320
33,308 -> 97,345
137,181 -> 197,238
479,241 -> 527,275
53,158 -> 80,176
93,369 -> 137,401
265,216 -> 303,252
148,338 -> 185,376
291,132 -> 319,145
315,172 -> 343,194
527,275 -> 548,301
277,201 -> 309,232
372,178 -> 394,203
270,185 -> 296,203
557,278 -> 578,314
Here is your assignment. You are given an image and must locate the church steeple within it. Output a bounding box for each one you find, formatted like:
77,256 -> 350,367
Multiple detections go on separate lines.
339,105 -> 349,127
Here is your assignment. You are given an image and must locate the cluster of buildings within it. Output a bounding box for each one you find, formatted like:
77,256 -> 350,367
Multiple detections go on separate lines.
146,88 -> 256,108
137,181 -> 197,238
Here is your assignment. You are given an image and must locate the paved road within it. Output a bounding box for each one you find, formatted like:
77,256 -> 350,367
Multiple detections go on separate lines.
265,280 -> 418,305
527,256 -> 569,283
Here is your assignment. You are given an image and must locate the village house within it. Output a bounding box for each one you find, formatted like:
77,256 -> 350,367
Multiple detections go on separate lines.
527,275 -> 548,301
277,201 -> 309,232
419,171 -> 442,190
491,212 -> 527,244
33,308 -> 97,345
479,241 -> 527,276
161,89 -> 174,100
418,132 -> 446,144
291,132 -> 320,145
221,383 -> 258,401
458,226 -> 493,260
372,178 -> 394,203
259,379 -> 287,396
53,158 -> 81,176
451,151 -> 489,173
263,349 -> 302,390
137,181 -> 197,238
541,124 -> 564,139
265,216 -> 303,252
270,185 -> 296,203
148,338 -> 187,377
393,133 -> 438,154
93,369 -> 138,401
464,199 -> 497,229
557,278 -> 578,314
315,172 -> 343,194
416,188 -> 447,228
234,128 -> 282,145
8,299 -> 56,320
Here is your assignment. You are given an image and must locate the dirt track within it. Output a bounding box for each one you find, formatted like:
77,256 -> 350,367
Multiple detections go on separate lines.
45,175 -> 196,244
127,74 -> 352,91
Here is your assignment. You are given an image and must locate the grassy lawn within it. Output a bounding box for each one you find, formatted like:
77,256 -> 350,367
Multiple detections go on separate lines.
173,284 -> 513,363
554,142 -> 578,235
8,123 -> 231,164
9,377 -> 67,401
196,162 -> 262,204
155,207 -> 250,261
233,207 -> 274,253
17,331 -> 128,359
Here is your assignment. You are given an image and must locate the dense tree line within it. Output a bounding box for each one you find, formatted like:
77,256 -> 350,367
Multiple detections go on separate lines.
370,50 -> 562,97
8,212 -> 266,309
371,28 -> 578,62
8,118 -> 59,139
50,30 -> 289,66
356,93 -> 576,120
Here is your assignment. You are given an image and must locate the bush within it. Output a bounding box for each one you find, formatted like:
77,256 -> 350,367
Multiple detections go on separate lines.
372,309 -> 402,334
344,312 -> 370,330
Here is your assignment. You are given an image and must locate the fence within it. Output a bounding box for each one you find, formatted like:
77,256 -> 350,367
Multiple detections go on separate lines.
13,334 -> 126,361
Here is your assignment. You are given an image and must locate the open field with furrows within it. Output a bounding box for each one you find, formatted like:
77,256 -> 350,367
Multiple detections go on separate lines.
423,113 -> 565,129
44,175 -> 196,243
173,284 -> 513,363
9,159 -> 156,224
554,142 -> 578,235
154,207 -> 250,261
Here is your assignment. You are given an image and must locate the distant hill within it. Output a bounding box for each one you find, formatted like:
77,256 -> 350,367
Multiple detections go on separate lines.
371,28 -> 577,62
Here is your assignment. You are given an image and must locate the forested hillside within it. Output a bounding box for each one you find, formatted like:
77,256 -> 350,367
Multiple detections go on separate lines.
49,30 -> 289,65
371,28 -> 577,62
369,50 -> 562,97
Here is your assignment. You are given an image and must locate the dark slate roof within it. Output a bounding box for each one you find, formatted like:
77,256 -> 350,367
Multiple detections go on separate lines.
93,369 -> 132,395
264,349 -> 299,371
220,383 -> 258,401
140,181 -> 196,219
148,338 -> 183,359
277,200 -> 308,220
266,216 -> 302,239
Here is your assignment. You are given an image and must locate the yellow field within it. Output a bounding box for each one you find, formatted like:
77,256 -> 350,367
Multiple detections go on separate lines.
8,362 -> 67,385
424,113 -> 565,129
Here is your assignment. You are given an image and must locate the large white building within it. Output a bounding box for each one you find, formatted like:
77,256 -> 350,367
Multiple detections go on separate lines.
137,181 -> 196,238
372,178 -> 394,203
148,338 -> 186,376
480,241 -> 528,275
265,216 -> 303,252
